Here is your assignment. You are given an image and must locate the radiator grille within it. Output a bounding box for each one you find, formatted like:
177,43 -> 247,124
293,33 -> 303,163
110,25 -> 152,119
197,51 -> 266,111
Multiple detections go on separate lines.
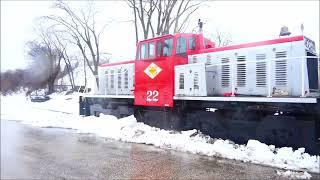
256,54 -> 267,87
110,70 -> 114,89
179,73 -> 184,89
237,56 -> 246,87
105,70 -> 109,89
118,69 -> 122,89
124,70 -> 128,88
275,51 -> 287,86
221,58 -> 230,87
194,72 -> 199,90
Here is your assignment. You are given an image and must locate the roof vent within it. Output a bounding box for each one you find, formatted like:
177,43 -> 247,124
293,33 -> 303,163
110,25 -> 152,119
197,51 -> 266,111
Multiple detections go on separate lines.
279,26 -> 291,37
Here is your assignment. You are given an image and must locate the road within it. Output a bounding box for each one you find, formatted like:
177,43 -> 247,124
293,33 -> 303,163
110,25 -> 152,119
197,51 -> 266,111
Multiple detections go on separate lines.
1,120 -> 318,179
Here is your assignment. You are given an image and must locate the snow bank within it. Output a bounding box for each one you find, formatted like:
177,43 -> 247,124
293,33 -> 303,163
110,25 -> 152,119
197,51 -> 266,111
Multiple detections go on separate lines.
276,170 -> 312,179
1,93 -> 319,175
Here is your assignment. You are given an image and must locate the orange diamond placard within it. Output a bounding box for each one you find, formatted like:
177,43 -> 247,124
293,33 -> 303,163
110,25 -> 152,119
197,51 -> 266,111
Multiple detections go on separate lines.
144,63 -> 162,79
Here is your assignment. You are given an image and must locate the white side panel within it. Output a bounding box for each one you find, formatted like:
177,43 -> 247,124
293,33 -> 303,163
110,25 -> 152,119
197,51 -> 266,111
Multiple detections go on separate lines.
290,40 -> 309,96
116,66 -> 124,95
98,63 -> 135,95
205,66 -> 217,96
187,40 -> 308,97
175,63 -> 207,96
98,66 -> 107,95
110,68 -> 117,95
173,96 -> 318,103
120,63 -> 134,95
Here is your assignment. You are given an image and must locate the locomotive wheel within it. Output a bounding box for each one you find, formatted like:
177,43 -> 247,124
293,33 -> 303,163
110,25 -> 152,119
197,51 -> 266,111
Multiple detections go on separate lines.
256,115 -> 297,148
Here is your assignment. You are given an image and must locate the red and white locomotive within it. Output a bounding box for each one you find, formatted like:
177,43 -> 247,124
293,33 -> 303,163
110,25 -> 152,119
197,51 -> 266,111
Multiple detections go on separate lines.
80,32 -> 320,154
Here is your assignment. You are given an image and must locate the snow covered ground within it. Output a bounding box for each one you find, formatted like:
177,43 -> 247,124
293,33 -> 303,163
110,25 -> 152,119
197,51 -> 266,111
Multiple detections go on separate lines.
276,170 -> 312,179
1,93 -> 319,178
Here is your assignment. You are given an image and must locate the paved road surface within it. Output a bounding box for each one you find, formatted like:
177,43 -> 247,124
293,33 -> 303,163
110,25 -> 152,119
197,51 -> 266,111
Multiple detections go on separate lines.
1,120 -> 318,179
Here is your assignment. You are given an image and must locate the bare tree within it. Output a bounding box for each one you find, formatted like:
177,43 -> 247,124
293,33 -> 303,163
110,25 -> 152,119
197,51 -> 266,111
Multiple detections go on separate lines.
35,22 -> 82,92
61,48 -> 76,89
51,32 -> 76,89
212,30 -> 232,47
44,1 -> 108,87
36,26 -> 66,93
127,0 -> 204,43
54,44 -> 77,89
26,39 -> 62,94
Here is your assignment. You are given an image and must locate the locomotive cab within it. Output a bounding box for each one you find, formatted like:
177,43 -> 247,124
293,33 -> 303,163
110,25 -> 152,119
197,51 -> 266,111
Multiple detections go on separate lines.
134,33 -> 214,107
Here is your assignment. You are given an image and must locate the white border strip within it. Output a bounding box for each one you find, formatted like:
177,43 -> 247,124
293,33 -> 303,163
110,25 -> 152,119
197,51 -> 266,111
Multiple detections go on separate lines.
173,96 -> 318,103
81,94 -> 317,103
82,94 -> 134,99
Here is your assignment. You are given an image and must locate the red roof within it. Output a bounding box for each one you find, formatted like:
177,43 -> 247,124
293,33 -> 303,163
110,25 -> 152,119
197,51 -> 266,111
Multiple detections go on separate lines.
200,35 -> 304,54
100,60 -> 135,67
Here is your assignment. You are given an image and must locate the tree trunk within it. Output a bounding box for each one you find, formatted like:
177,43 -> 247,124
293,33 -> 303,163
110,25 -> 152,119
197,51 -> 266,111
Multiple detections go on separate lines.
48,76 -> 55,94
95,76 -> 99,89
133,0 -> 139,44
64,58 -> 74,89
84,58 -> 87,87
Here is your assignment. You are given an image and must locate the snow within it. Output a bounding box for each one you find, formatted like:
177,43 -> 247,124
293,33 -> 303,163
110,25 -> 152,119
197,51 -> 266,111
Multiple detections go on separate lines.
1,93 -> 319,176
276,170 -> 312,179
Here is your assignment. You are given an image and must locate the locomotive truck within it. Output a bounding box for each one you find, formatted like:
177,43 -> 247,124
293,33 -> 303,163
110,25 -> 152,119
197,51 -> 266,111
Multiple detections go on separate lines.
79,32 -> 320,154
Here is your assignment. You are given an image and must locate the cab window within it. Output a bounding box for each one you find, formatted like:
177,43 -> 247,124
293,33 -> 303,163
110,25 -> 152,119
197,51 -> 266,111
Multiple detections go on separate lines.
140,43 -> 148,59
156,41 -> 162,57
176,37 -> 186,55
188,36 -> 196,50
148,42 -> 155,58
163,38 -> 173,56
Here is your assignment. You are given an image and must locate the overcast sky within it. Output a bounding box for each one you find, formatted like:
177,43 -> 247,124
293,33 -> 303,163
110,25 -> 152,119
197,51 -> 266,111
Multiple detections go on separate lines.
1,0 -> 319,72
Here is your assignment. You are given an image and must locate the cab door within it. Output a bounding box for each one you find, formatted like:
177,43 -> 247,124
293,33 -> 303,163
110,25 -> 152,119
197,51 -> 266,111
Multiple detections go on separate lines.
134,37 -> 176,107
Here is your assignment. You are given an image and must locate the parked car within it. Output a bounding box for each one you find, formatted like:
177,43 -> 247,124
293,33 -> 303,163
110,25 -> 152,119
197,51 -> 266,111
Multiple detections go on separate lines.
30,95 -> 50,102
